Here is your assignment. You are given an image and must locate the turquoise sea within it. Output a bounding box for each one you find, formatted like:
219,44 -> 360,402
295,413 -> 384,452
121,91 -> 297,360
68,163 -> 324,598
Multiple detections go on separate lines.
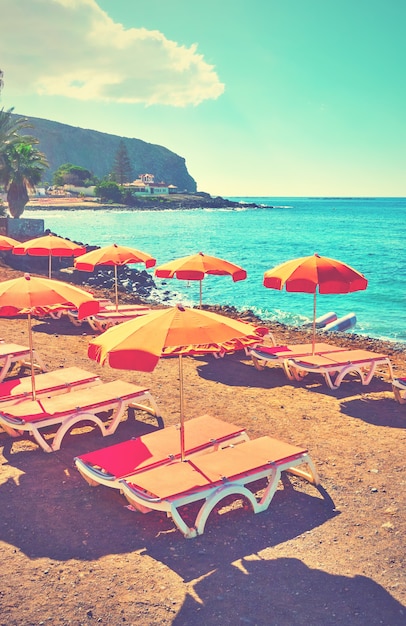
27,197 -> 406,344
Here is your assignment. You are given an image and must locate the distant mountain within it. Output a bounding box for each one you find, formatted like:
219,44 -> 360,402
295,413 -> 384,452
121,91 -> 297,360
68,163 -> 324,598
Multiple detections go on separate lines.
12,114 -> 197,192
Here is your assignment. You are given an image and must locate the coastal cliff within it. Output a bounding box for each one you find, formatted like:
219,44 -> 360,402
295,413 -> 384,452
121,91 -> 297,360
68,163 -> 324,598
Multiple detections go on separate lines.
12,113 -> 197,192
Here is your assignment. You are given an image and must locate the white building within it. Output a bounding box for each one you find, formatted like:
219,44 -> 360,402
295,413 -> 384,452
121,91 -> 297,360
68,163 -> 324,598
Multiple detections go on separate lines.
124,173 -> 177,195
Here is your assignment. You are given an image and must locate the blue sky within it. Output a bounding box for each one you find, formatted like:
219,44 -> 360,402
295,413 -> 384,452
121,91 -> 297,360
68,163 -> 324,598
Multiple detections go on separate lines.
1,0 -> 405,197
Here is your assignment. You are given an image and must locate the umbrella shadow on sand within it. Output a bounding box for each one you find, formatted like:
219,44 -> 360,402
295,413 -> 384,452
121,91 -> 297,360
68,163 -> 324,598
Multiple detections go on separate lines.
31,315 -> 97,337
340,396 -> 406,428
172,557 -> 405,626
0,426 -> 337,565
197,353 -> 394,400
195,353 -> 295,390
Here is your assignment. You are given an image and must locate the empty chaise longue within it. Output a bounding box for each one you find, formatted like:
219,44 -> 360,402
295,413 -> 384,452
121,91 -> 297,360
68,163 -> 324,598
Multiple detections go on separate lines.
0,379 -> 161,452
75,417 -> 334,539
119,434 -> 334,538
74,415 -> 250,489
250,342 -> 344,378
0,366 -> 101,406
285,349 -> 393,389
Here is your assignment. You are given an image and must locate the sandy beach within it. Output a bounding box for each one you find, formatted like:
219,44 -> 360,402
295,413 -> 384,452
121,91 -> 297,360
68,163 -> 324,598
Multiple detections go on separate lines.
0,259 -> 405,625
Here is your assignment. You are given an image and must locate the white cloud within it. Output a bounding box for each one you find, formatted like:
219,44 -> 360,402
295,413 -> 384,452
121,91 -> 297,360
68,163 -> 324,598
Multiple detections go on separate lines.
0,0 -> 224,106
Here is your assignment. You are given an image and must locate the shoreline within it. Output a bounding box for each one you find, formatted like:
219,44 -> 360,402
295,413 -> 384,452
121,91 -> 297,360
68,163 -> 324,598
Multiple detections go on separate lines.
4,251 -> 405,356
7,200 -> 406,347
3,247 -> 406,350
24,193 -> 267,212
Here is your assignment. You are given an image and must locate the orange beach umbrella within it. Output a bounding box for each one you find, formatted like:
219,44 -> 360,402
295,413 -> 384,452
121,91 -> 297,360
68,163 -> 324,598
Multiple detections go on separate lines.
263,253 -> 368,353
154,252 -> 247,307
74,243 -> 156,311
88,305 -> 261,459
0,235 -> 21,250
0,273 -> 100,399
13,233 -> 86,279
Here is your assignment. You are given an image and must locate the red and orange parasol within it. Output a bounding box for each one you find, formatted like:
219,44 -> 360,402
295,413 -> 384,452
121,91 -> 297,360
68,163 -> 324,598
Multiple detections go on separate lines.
264,253 -> 368,353
154,252 -> 247,307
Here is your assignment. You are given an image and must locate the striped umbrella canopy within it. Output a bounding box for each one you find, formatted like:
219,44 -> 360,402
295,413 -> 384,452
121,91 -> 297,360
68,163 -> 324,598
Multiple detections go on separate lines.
154,252 -> 247,307
264,253 -> 368,353
13,233 -> 86,278
89,305 -> 261,459
74,243 -> 156,311
0,273 -> 99,399
0,235 -> 21,250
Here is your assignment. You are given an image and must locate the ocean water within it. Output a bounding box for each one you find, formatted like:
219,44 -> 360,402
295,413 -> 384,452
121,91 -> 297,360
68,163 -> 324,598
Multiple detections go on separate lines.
26,197 -> 406,344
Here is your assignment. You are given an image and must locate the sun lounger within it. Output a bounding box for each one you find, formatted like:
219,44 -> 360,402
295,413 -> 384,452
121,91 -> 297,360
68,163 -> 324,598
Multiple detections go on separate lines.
250,342 -> 344,379
0,342 -> 46,382
85,309 -> 152,332
0,380 -> 161,452
213,328 -> 276,359
66,303 -> 151,328
74,415 -> 249,489
286,349 -> 393,389
119,435 -> 333,538
0,366 -> 101,405
392,377 -> 406,404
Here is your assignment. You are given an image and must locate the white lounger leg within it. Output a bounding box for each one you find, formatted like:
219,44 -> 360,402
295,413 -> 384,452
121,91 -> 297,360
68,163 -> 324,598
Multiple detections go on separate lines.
0,355 -> 13,382
192,482 -> 266,538
129,392 -> 160,419
52,411 -> 117,452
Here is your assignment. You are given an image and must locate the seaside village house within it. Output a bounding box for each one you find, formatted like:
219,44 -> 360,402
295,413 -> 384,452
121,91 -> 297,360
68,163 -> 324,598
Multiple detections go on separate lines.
60,174 -> 177,198
123,173 -> 177,195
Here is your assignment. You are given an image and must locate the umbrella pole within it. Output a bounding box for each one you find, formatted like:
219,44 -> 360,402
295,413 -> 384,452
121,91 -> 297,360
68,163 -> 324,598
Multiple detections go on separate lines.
179,355 -> 186,461
312,292 -> 317,355
48,254 -> 52,279
114,265 -> 119,312
199,281 -> 202,309
28,312 -> 37,400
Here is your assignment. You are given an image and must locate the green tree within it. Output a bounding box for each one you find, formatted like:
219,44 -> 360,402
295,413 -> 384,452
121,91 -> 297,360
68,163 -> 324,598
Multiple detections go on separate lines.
53,163 -> 94,187
1,140 -> 49,218
95,180 -> 123,203
111,140 -> 132,185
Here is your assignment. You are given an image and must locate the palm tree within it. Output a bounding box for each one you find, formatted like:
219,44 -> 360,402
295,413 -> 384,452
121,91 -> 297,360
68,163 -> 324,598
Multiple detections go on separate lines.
1,140 -> 49,218
0,107 -> 32,158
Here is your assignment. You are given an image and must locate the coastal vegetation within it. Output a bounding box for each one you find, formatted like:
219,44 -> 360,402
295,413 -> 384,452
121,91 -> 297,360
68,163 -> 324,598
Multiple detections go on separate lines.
52,163 -> 96,187
110,140 -> 133,184
1,109 -> 255,215
0,107 -> 49,217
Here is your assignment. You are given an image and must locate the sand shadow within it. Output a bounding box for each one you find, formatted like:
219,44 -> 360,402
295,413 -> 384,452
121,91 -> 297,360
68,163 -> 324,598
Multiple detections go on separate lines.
0,431 -> 337,564
340,397 -> 406,428
32,316 -> 97,337
196,355 -> 289,390
172,557 -> 405,625
195,355 -> 393,398
134,476 -> 337,582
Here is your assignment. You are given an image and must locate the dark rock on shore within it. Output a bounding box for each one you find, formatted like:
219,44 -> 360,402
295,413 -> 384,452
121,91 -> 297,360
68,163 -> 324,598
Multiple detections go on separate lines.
25,192 -> 271,211
2,243 -> 157,303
